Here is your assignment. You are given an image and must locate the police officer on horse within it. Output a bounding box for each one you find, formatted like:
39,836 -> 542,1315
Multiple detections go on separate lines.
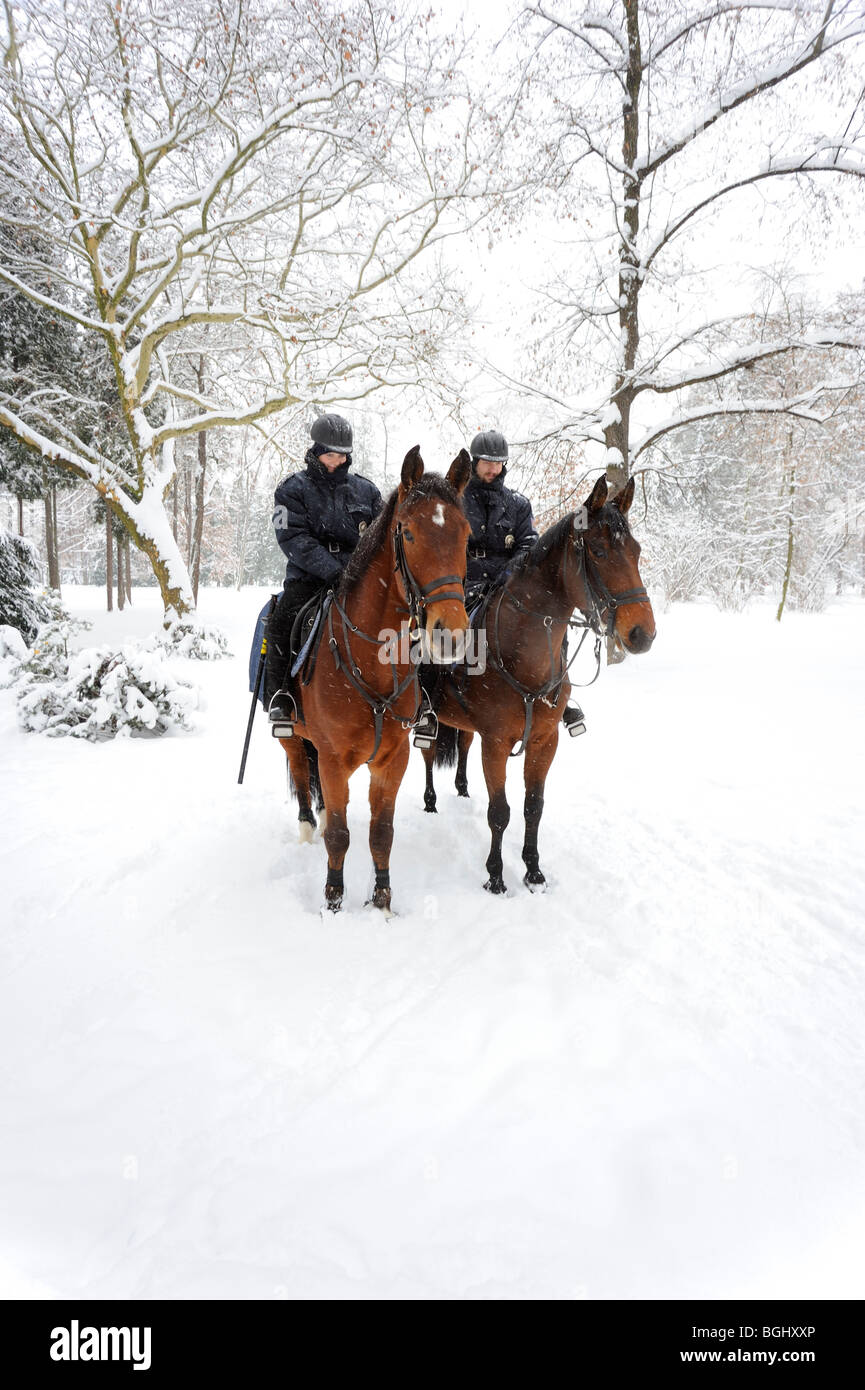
463,429 -> 537,607
264,413 -> 382,726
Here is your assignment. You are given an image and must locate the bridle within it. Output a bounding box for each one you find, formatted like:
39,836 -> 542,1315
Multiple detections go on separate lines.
469,524 -> 650,756
326,513 -> 466,763
392,520 -> 466,619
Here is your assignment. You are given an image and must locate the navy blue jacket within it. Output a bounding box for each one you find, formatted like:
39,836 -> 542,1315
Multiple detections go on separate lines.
463,470 -> 537,586
273,450 -> 383,586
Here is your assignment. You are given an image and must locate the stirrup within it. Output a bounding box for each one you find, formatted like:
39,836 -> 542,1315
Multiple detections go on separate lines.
412,709 -> 438,750
268,689 -> 297,738
563,704 -> 586,738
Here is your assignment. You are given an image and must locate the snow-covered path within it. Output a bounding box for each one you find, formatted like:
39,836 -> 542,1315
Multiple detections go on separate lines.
1,589 -> 864,1299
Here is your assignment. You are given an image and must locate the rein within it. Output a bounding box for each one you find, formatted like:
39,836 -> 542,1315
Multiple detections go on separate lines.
479,530 -> 649,757
327,517 -> 465,763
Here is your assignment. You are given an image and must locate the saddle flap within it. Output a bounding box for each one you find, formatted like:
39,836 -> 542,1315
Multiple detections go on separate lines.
291,592 -> 332,680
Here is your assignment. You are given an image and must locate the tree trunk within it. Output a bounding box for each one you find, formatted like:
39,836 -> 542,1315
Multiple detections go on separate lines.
116,534 -> 125,610
602,0 -> 642,667
17,495 -> 23,536
43,474 -> 61,591
776,447 -> 796,622
106,510 -> 114,612
124,534 -> 132,603
191,356 -> 208,604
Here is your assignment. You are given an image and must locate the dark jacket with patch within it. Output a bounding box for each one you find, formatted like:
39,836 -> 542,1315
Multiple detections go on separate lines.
273,450 -> 383,586
463,470 -> 537,587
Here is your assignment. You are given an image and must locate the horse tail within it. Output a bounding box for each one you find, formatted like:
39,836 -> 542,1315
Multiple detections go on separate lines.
302,738 -> 324,811
287,738 -> 325,811
434,722 -> 459,768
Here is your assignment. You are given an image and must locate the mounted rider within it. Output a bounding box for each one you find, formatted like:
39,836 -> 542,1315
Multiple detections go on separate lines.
264,413 -> 382,729
463,429 -> 537,608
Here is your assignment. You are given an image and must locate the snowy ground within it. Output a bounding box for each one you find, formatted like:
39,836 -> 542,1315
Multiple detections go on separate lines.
1,585 -> 864,1300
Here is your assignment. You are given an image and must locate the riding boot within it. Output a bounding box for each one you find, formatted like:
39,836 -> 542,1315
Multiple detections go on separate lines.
263,629 -> 297,736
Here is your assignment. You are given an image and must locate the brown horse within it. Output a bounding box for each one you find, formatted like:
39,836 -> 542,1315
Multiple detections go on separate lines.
281,445 -> 471,914
421,474 -> 656,894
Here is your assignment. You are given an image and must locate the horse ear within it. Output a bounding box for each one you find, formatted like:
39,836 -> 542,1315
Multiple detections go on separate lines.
614,476 -> 635,515
400,444 -> 424,492
585,475 -> 608,513
446,448 -> 471,496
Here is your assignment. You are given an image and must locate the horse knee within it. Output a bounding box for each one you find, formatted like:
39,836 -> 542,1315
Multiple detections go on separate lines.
369,814 -> 394,861
324,819 -> 349,861
487,792 -> 510,834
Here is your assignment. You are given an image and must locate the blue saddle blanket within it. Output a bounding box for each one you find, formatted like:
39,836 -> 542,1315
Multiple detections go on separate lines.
248,598 -> 275,704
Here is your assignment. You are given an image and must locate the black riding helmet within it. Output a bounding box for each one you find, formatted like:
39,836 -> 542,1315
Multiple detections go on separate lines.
470,429 -> 508,463
310,413 -> 353,453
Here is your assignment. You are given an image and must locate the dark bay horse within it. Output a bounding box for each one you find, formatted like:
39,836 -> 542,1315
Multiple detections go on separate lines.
421,474 -> 656,893
281,446 -> 471,914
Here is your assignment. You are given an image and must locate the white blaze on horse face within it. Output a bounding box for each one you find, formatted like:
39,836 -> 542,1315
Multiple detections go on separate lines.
432,503 -> 445,527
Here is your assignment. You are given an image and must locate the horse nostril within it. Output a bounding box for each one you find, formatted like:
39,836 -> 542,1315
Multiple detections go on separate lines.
628,625 -> 654,652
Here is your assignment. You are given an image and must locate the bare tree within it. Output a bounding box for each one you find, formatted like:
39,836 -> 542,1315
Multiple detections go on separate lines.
0,0 -> 507,616
513,0 -> 865,491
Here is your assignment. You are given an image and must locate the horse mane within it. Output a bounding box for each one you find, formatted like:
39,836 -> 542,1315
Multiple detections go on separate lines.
509,501 -> 632,578
339,474 -> 463,596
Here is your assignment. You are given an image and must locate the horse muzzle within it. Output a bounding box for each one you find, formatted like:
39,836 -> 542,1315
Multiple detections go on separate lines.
623,624 -> 655,654
425,610 -> 469,664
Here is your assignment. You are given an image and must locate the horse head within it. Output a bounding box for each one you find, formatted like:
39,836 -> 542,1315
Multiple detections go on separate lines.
396,445 -> 471,662
572,475 -> 656,654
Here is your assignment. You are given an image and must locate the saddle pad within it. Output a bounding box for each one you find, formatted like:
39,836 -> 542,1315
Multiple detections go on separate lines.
248,596 -> 278,704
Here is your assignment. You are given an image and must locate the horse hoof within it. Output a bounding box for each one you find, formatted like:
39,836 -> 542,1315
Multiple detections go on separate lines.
524,871 -> 546,893
423,803 -> 437,814
320,901 -> 342,917
456,787 -> 469,798
365,899 -> 395,919
484,878 -> 507,895
298,820 -> 314,844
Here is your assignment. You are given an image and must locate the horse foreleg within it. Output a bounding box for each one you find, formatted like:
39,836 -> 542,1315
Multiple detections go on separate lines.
422,742 -> 437,813
317,752 -> 350,912
282,737 -> 316,843
522,724 -> 559,891
480,736 -> 511,895
368,736 -> 410,913
455,729 -> 473,797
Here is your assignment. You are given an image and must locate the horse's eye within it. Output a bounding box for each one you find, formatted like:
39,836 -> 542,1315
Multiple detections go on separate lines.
590,545 -> 607,560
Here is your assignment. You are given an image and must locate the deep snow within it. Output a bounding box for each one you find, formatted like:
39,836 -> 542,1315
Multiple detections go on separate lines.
1,586 -> 863,1300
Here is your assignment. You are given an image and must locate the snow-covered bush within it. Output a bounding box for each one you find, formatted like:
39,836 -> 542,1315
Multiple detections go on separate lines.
0,528 -> 50,641
20,592 -> 92,679
16,639 -> 198,739
9,598 -> 199,740
157,618 -> 231,661
0,623 -> 29,687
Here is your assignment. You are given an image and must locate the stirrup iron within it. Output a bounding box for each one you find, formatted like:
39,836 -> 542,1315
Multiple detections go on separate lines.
563,703 -> 586,738
412,708 -> 438,750
268,688 -> 298,738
